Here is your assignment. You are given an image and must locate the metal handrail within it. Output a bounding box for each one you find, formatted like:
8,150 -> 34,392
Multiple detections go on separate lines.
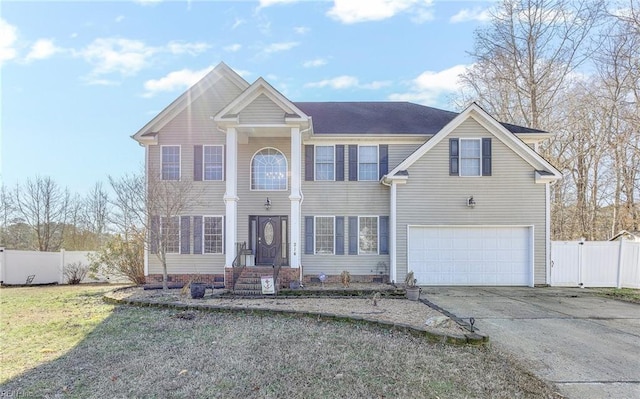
232,241 -> 247,291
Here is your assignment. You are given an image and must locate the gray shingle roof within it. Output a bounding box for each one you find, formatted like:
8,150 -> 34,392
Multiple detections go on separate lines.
293,102 -> 545,135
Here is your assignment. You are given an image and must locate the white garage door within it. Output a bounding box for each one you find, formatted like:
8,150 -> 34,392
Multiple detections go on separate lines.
408,226 -> 532,286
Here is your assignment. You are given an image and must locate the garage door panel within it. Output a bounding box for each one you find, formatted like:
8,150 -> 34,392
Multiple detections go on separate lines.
408,226 -> 531,286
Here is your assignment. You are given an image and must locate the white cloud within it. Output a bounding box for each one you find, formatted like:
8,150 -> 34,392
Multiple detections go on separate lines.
115,15 -> 125,23
258,0 -> 300,8
76,37 -> 210,83
0,18 -> 18,65
294,26 -> 310,34
327,0 -> 434,24
167,40 -> 210,55
450,7 -> 492,23
303,58 -> 327,68
78,38 -> 156,77
305,75 -> 390,90
388,64 -> 468,104
25,39 -> 61,62
134,0 -> 162,5
143,66 -> 212,97
264,41 -> 299,53
231,18 -> 245,29
224,43 -> 242,52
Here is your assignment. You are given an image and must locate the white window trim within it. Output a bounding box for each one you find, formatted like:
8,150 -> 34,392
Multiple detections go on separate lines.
160,216 -> 181,254
358,215 -> 379,255
315,145 -> 336,182
202,215 -> 224,255
314,216 -> 335,255
203,145 -> 225,181
357,144 -> 379,182
458,138 -> 482,177
249,147 -> 289,191
160,145 -> 181,181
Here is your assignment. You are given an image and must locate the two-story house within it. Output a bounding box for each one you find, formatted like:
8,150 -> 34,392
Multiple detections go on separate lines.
133,62 -> 561,288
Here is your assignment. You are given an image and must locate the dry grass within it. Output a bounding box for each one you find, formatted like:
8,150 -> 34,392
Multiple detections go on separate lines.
597,287 -> 640,304
0,285 -> 560,398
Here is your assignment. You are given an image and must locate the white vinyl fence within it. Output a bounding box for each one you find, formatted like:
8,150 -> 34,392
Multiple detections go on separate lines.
0,248 -> 107,285
550,240 -> 640,288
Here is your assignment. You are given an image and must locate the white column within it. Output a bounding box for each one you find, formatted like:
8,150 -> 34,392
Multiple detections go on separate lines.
390,181 -> 397,284
224,127 -> 239,267
289,127 -> 302,268
545,182 -> 551,285
144,144 -> 149,276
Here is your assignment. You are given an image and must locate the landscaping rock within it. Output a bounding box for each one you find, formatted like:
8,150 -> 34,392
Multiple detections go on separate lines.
425,316 -> 452,328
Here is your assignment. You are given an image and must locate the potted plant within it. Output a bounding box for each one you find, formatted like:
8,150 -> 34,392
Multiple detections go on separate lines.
404,271 -> 420,301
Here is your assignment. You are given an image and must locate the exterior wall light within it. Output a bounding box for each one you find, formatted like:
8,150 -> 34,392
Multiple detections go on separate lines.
264,197 -> 272,211
467,196 -> 476,208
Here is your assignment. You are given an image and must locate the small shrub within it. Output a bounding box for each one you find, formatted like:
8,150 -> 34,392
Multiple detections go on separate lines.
340,270 -> 351,288
64,262 -> 89,284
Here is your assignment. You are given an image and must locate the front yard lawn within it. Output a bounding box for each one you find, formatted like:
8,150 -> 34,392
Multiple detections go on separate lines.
598,287 -> 640,304
0,285 -> 559,398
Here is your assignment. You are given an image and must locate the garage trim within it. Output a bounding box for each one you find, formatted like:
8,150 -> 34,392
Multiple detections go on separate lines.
406,225 -> 535,287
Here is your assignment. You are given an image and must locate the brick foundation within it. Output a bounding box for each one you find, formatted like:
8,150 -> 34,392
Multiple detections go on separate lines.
146,273 -> 224,286
303,274 -> 389,284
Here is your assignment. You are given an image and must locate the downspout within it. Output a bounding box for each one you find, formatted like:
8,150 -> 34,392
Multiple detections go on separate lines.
381,176 -> 396,284
297,123 -> 312,283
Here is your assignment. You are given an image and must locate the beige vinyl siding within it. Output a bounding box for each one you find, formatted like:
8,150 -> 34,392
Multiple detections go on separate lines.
395,117 -> 547,284
301,143 -> 391,276
388,143 -> 424,170
239,94 -> 286,124
147,76 -> 240,275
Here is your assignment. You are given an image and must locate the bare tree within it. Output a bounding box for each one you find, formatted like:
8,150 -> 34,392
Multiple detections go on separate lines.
84,182 -> 110,242
459,0 -> 605,130
14,176 -> 70,251
109,171 -> 198,289
0,185 -> 13,246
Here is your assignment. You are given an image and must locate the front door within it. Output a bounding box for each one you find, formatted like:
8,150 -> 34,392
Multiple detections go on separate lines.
253,216 -> 288,266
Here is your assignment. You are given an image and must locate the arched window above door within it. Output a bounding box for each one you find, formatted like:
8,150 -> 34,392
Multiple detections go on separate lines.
251,148 -> 288,190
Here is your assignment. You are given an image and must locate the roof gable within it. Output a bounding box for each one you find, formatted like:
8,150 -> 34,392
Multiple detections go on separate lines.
386,103 -> 561,181
132,62 -> 249,143
214,77 -> 309,126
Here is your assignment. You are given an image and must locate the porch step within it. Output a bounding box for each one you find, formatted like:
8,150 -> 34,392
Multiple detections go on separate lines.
233,267 -> 280,296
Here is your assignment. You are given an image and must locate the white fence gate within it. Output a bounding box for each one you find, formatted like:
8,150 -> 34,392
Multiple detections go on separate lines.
550,240 -> 640,288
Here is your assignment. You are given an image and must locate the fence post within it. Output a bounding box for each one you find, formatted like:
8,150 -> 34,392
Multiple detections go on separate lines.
59,248 -> 66,284
616,240 -> 624,289
578,239 -> 584,287
0,247 -> 5,285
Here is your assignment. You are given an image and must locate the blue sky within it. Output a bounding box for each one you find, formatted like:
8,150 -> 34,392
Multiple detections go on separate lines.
1,0 -> 493,194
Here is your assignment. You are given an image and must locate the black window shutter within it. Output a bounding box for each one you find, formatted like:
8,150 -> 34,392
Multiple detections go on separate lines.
348,145 -> 358,181
305,145 -> 314,181
150,216 -> 159,254
180,216 -> 190,254
482,138 -> 492,176
194,145 -> 203,181
335,145 -> 345,181
449,138 -> 459,176
379,145 -> 388,179
379,216 -> 389,255
335,216 -> 345,255
222,216 -> 225,255
304,216 -> 314,254
348,216 -> 358,255
193,216 -> 203,254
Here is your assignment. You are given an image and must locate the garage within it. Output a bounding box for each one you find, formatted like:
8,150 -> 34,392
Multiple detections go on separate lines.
407,226 -> 533,286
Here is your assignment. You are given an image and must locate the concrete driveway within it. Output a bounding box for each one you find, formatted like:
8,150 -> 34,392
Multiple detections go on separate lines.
424,287 -> 640,399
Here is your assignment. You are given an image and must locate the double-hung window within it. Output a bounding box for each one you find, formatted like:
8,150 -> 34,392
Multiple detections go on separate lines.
203,146 -> 224,181
315,146 -> 335,181
460,139 -> 481,176
315,216 -> 334,254
161,146 -> 180,180
358,216 -> 378,254
161,216 -> 180,254
358,146 -> 378,181
203,216 -> 223,254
